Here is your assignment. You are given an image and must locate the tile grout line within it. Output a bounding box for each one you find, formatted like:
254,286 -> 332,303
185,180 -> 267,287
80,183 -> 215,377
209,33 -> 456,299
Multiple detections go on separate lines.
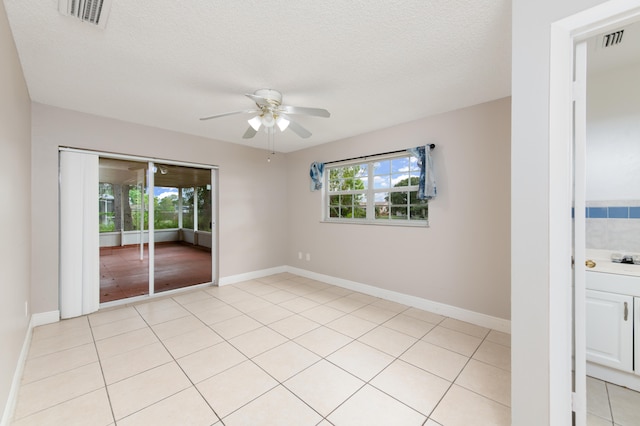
153,275 -> 337,424
10,317 -> 109,424
604,382 -> 616,426
120,287 -> 509,425
17,274 -> 513,425
310,307 -> 443,423
200,278 -> 328,423
349,310 -> 446,422
87,315 -> 119,426
223,278 -> 332,421
423,335 -> 484,422
425,330 -> 511,423
203,275 -> 397,423
90,297 -> 234,423
129,300 -> 228,425
224,282 -> 506,425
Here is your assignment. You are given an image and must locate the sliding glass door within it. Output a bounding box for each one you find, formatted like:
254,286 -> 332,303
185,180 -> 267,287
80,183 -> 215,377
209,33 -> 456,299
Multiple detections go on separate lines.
152,164 -> 213,294
97,156 -> 215,303
98,158 -> 150,301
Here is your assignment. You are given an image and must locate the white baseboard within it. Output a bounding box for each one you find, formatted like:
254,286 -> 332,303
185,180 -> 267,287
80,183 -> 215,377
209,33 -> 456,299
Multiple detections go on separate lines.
1,311 -> 59,426
31,310 -> 60,327
186,265 -> 510,332
219,266 -> 287,286
286,266 -> 511,334
1,268 -> 509,425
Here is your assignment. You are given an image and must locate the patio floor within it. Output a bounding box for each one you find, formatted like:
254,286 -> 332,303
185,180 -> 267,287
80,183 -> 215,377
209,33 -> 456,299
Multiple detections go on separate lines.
100,242 -> 212,303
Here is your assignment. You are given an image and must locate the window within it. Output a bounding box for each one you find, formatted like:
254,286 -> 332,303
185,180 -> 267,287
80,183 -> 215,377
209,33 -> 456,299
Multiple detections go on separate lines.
181,185 -> 212,232
98,182 -> 146,232
324,153 -> 428,225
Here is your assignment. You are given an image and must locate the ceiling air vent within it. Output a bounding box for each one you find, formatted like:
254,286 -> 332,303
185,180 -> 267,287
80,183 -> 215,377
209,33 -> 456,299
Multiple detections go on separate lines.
58,0 -> 112,29
601,29 -> 624,48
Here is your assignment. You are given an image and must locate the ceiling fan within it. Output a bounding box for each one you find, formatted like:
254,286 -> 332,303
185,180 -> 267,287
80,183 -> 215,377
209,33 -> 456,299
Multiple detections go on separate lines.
200,89 -> 330,139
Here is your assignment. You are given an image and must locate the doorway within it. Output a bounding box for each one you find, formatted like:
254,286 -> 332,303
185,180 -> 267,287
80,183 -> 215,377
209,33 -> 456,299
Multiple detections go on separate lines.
582,20 -> 640,425
98,158 -> 216,302
548,2 -> 640,424
60,149 -> 218,316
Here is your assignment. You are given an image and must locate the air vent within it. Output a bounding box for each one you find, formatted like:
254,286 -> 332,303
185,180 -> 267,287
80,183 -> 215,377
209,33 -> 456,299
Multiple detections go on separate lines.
58,0 -> 112,29
601,29 -> 624,48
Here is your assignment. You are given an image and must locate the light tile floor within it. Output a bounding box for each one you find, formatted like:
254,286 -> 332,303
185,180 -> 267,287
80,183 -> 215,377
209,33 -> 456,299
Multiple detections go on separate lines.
11,273 -> 512,426
587,376 -> 640,426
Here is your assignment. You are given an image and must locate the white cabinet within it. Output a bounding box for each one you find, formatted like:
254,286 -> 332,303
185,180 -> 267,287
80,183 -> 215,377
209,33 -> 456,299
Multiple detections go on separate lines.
586,289 -> 633,372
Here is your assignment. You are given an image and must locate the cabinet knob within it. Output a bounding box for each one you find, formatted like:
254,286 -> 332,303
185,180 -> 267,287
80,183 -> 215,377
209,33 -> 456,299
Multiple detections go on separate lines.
585,259 -> 596,268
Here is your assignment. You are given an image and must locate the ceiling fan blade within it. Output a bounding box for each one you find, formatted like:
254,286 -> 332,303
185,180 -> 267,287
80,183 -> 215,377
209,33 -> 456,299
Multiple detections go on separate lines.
279,105 -> 330,118
245,93 -> 272,106
242,126 -> 258,139
286,119 -> 312,139
199,109 -> 258,121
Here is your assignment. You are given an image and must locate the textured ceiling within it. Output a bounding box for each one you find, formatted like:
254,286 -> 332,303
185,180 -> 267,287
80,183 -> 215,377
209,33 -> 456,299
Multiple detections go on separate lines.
4,0 -> 512,152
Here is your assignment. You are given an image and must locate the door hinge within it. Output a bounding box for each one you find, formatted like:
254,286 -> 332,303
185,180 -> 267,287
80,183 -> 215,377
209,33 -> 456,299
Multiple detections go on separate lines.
571,256 -> 575,269
572,81 -> 585,102
571,391 -> 576,411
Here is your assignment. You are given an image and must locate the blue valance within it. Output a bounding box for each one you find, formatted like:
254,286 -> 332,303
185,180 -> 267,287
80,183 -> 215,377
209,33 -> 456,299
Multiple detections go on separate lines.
310,161 -> 324,191
407,145 -> 436,200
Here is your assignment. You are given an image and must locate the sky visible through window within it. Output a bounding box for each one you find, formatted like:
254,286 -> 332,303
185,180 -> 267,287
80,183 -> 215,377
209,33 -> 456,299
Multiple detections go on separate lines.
372,156 -> 419,202
154,187 -> 178,199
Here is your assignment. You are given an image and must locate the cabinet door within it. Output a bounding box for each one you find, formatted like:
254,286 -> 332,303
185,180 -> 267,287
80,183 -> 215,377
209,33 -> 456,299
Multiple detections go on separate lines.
586,290 -> 633,372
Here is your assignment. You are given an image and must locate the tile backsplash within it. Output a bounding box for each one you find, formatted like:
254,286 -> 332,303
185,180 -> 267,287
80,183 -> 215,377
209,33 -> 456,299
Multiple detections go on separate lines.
586,200 -> 640,252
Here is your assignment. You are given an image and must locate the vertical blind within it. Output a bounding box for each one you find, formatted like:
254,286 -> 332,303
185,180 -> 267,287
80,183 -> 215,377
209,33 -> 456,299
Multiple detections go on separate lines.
59,150 -> 100,318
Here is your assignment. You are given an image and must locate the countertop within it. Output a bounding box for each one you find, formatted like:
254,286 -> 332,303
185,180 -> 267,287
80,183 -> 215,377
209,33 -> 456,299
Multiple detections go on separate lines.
586,249 -> 640,278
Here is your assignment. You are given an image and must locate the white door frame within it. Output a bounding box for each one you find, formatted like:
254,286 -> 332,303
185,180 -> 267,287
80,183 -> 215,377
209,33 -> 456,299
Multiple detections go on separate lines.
549,0 -> 640,423
572,39 -> 588,426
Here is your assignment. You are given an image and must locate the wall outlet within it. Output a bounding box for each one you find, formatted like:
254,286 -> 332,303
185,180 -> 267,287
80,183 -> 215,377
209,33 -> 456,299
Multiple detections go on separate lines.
306,253 -> 311,261
298,251 -> 302,260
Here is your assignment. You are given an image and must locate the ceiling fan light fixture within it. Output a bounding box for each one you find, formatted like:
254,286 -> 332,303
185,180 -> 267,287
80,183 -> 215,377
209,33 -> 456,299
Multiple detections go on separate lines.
248,115 -> 262,131
276,116 -> 290,131
261,112 -> 275,128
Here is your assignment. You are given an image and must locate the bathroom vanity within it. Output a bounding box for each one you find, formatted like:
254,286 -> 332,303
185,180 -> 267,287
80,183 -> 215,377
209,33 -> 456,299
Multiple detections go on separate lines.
586,251 -> 640,391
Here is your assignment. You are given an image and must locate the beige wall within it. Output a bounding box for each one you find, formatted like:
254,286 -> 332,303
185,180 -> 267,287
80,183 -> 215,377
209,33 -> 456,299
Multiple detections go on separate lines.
0,1 -> 31,419
32,98 -> 511,320
287,98 -> 511,320
31,103 -> 289,313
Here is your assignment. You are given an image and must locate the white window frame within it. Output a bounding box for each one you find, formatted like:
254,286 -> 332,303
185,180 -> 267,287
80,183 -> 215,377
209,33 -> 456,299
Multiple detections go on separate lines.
322,152 -> 428,227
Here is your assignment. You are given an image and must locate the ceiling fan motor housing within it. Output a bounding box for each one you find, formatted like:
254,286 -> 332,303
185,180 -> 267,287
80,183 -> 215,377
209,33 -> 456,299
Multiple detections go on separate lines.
253,89 -> 283,106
